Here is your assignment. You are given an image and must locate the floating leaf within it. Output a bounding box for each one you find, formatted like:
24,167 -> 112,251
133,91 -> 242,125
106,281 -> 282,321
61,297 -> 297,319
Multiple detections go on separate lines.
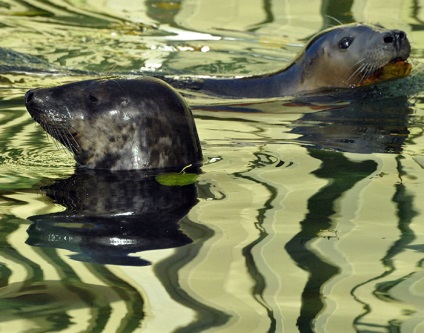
155,173 -> 198,186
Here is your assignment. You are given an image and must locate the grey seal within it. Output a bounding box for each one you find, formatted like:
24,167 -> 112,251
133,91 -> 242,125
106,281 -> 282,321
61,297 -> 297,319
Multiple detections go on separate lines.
25,77 -> 202,171
164,24 -> 411,98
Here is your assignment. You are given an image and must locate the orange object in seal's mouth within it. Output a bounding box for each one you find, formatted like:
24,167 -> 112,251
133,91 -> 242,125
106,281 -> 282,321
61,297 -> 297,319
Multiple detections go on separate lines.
360,59 -> 412,86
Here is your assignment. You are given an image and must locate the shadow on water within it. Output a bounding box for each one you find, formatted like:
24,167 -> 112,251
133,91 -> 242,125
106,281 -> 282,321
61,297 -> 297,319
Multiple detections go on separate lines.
26,169 -> 199,266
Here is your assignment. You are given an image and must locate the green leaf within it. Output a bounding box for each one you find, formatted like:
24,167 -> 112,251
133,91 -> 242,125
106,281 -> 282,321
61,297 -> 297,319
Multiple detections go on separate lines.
155,173 -> 198,186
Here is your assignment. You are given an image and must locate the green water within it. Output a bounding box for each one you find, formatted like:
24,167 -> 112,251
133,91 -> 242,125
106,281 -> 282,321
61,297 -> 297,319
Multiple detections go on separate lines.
1,1 -> 424,332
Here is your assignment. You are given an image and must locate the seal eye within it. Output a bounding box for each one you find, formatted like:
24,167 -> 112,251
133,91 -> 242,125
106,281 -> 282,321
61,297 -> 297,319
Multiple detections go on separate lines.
88,94 -> 99,104
338,37 -> 354,50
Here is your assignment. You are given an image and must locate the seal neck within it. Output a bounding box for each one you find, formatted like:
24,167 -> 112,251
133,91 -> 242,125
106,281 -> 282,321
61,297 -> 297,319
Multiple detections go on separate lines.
199,61 -> 309,98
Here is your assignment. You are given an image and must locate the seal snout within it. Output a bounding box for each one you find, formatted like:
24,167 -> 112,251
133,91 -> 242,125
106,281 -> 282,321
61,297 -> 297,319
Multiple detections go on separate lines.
25,88 -> 42,107
25,88 -> 45,115
383,30 -> 409,54
25,88 -> 46,120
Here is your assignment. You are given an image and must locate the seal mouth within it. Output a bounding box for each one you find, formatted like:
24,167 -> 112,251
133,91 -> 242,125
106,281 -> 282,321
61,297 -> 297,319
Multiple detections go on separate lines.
359,57 -> 412,86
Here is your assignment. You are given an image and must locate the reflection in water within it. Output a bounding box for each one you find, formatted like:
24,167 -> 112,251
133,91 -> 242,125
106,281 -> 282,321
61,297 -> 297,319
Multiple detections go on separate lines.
197,90 -> 423,331
2,169 -> 228,331
352,155 -> 420,332
197,93 -> 412,154
235,152 -> 285,330
27,170 -> 198,266
146,0 -> 182,24
0,278 -> 140,331
0,247 -> 145,331
153,216 -> 231,333
292,95 -> 412,153
285,150 -> 378,332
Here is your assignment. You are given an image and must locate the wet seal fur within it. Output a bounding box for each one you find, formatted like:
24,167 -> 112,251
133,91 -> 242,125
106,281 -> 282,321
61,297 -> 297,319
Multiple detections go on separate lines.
163,24 -> 411,98
25,77 -> 202,171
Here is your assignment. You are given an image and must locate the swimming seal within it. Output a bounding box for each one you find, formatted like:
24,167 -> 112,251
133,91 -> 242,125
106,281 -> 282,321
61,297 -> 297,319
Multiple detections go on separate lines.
25,77 -> 202,171
165,24 -> 411,98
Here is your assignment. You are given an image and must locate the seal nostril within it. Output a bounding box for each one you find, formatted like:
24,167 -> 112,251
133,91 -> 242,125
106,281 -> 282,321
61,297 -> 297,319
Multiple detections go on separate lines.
25,90 -> 34,104
384,35 -> 394,44
396,31 -> 405,40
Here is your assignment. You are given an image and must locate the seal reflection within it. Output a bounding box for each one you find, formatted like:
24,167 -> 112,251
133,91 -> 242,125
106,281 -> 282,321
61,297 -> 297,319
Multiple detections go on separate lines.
26,169 -> 199,266
292,94 -> 413,154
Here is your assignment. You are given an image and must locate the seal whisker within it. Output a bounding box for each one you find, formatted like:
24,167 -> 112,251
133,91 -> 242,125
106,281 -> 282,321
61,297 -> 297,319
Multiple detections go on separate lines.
43,126 -> 56,146
347,57 -> 387,85
351,57 -> 367,68
356,63 -> 376,84
363,63 -> 380,79
44,125 -> 60,149
325,15 -> 344,26
110,79 -> 125,92
348,63 -> 365,80
363,64 -> 378,79
66,129 -> 82,153
98,64 -> 118,77
50,127 -> 69,152
57,127 -> 80,154
60,131 -> 73,152
347,61 -> 367,83
44,123 -> 79,155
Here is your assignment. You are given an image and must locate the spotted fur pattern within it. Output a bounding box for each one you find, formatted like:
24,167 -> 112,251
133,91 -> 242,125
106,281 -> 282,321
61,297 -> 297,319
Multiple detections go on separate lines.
25,77 -> 202,171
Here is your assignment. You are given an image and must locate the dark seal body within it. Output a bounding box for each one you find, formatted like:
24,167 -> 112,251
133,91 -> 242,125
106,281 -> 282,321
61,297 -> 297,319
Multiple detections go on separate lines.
25,77 -> 202,171
164,24 -> 411,98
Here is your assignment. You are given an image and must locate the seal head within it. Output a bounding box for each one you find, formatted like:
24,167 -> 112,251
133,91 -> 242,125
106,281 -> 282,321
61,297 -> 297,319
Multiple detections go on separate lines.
293,24 -> 411,92
25,77 -> 202,171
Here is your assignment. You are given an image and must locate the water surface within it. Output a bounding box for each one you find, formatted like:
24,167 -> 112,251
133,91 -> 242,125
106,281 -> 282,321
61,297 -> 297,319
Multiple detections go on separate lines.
1,1 -> 424,332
